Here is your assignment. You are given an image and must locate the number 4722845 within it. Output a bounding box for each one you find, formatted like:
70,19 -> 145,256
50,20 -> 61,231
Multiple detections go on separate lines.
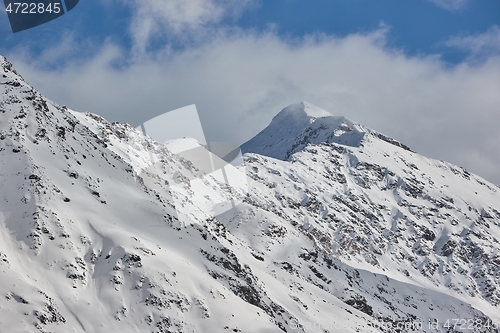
5,2 -> 61,14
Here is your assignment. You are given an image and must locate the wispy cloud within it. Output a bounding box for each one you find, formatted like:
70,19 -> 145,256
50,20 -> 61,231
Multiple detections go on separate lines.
444,25 -> 500,62
121,0 -> 254,54
427,0 -> 468,11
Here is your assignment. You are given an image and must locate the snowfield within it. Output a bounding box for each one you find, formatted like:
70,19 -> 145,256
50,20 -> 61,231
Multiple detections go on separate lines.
1,55 -> 500,332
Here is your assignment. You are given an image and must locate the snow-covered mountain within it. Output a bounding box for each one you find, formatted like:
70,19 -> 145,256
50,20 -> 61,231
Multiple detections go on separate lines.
1,55 -> 500,333
241,101 -> 411,159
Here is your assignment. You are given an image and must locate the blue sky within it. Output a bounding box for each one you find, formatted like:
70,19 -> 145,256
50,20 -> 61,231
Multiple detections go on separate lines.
239,0 -> 500,62
1,0 -> 500,184
2,0 -> 499,63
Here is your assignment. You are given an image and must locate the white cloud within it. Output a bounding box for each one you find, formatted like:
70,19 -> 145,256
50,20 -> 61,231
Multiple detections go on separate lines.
122,0 -> 254,54
8,28 -> 500,186
427,0 -> 468,11
445,25 -> 500,61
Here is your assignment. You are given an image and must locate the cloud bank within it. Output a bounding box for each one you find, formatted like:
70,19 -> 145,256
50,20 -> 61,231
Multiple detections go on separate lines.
9,26 -> 500,185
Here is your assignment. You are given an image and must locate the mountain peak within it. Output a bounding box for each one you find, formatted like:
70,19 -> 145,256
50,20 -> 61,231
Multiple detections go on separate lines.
0,55 -> 20,77
242,102 -> 365,160
277,101 -> 333,119
0,55 -> 24,81
242,102 -> 416,160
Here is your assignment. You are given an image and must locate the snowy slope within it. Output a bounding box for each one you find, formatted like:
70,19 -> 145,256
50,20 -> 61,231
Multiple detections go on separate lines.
242,101 -> 500,324
1,55 -> 500,333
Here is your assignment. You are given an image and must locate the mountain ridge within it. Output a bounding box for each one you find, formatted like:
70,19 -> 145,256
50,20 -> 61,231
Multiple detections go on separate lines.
1,55 -> 500,332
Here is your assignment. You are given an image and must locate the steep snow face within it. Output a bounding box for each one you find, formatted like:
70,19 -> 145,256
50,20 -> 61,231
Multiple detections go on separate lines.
1,55 -> 500,333
0,56 -> 267,333
241,101 -> 411,160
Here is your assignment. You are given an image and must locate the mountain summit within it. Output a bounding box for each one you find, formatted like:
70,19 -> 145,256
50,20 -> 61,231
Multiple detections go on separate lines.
2,57 -> 500,332
279,101 -> 333,118
242,101 -> 411,160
